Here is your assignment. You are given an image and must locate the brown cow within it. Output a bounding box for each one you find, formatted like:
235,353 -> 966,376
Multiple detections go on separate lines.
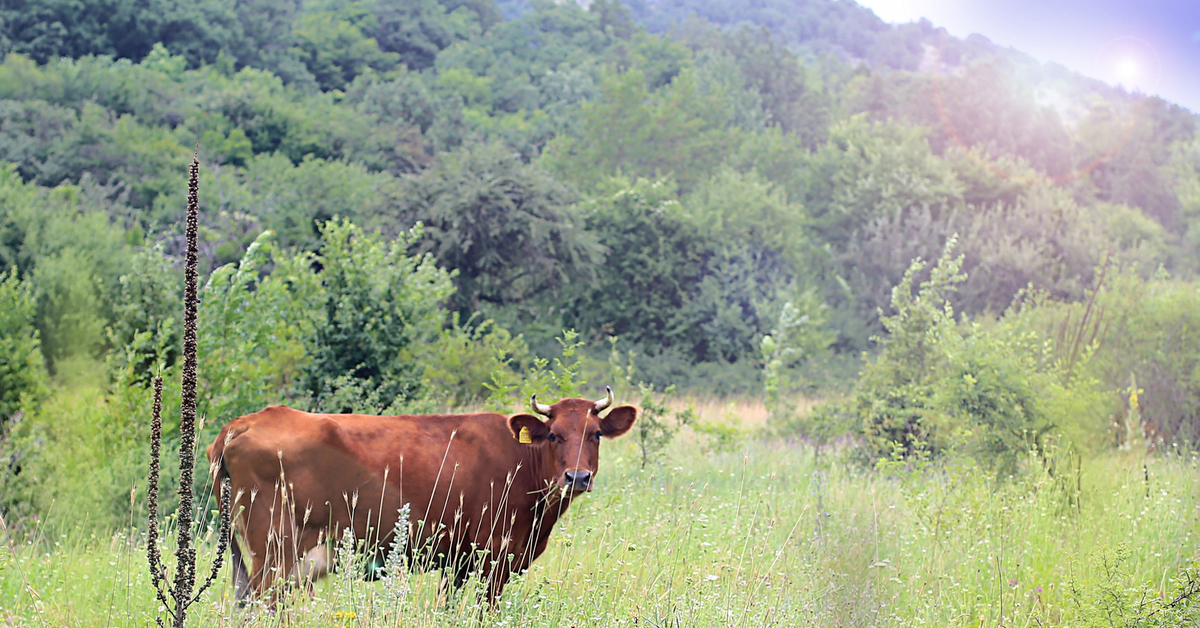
205,387 -> 636,605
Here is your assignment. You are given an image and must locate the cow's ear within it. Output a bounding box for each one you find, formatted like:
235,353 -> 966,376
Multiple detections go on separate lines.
509,414 -> 550,443
599,406 -> 637,438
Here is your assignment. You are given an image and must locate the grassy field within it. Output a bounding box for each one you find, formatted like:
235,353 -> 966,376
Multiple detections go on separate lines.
2,417 -> 1199,627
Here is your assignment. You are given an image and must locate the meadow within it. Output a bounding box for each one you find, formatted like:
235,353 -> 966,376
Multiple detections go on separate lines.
3,404 -> 1198,627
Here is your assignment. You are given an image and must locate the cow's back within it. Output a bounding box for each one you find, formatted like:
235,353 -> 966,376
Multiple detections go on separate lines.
210,406 -> 538,561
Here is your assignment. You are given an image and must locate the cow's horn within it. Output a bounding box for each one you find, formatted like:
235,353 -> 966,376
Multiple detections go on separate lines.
594,386 -> 614,412
531,394 -> 552,417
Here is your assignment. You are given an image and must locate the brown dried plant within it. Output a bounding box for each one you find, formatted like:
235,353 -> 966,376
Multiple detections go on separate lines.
147,152 -> 232,628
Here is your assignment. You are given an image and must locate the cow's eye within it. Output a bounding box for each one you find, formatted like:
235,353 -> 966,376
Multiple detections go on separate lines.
547,433 -> 558,443
594,430 -> 603,441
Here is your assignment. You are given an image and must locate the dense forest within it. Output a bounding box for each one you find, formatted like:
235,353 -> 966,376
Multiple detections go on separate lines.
1,0 -> 1199,528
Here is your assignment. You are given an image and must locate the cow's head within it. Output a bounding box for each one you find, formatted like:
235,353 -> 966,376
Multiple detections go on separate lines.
508,387 -> 636,493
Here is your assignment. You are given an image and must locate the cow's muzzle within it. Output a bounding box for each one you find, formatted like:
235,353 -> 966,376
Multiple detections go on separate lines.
564,470 -> 592,492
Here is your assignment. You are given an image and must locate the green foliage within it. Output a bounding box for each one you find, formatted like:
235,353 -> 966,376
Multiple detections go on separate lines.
630,0 -> 933,72
0,382 -> 161,531
796,118 -> 962,348
0,169 -> 131,369
563,176 -> 795,366
542,66 -> 741,193
106,245 -> 179,385
398,142 -> 600,313
1168,136 -> 1200,274
681,167 -> 804,265
367,0 -> 482,72
0,0 -> 242,67
602,336 -> 694,467
1076,269 -> 1200,447
484,328 -> 595,411
521,329 -> 585,401
842,238 -> 1089,472
198,230 -> 322,422
690,411 -> 747,454
1074,97 -> 1196,231
933,327 -> 1056,473
852,242 -> 963,459
631,383 -> 694,467
1068,544 -> 1200,627
304,219 -> 454,413
293,2 -> 400,91
419,315 -> 528,408
847,61 -> 1074,177
0,270 -> 47,424
682,25 -> 831,146
761,294 -> 834,421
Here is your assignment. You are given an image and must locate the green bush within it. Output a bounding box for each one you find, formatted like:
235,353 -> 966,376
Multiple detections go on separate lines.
852,238 -> 966,459
0,270 -> 47,425
105,245 -> 179,385
833,238 -> 1105,472
304,219 -> 454,413
419,315 -> 528,409
1068,544 -> 1200,627
1006,267 -> 1200,449
198,230 -> 323,422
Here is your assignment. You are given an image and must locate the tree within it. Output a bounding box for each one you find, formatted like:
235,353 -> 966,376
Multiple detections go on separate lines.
107,245 -> 180,385
228,0 -> 314,85
292,7 -> 400,91
0,270 -> 47,426
0,0 -> 241,67
303,219 -> 454,413
398,142 -> 600,313
369,0 -> 478,71
1074,97 -> 1196,232
562,176 -> 792,365
542,67 -> 739,193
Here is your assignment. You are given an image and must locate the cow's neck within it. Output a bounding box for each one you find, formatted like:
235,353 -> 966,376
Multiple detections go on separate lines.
523,444 -> 575,547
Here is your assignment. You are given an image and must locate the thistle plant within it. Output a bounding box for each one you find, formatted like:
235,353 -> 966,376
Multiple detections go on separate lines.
146,152 -> 232,628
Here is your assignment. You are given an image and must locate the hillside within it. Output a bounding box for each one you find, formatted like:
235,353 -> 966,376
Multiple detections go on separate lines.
0,0 -> 1196,457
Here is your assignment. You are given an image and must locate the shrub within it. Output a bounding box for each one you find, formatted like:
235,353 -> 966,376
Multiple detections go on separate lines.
839,237 -> 1098,472
304,219 -> 454,413
1068,544 -> 1200,627
0,270 -> 47,426
198,230 -> 323,422
106,245 -> 180,386
419,315 -> 529,409
852,237 -> 965,459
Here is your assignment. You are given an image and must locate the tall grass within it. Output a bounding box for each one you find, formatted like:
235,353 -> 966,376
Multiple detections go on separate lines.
2,422 -> 1198,627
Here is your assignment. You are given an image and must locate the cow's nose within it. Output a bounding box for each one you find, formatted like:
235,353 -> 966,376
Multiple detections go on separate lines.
565,470 -> 592,490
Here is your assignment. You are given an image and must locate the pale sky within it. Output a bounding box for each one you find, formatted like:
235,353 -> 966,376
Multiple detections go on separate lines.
856,0 -> 1200,113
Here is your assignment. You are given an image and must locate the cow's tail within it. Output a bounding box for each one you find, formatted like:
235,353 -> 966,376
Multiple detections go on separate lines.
210,427 -> 251,602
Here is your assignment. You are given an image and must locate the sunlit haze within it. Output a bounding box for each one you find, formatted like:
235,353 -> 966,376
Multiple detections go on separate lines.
857,0 -> 1200,112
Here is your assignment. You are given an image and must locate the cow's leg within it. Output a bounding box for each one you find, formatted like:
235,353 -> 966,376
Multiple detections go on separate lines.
242,516 -> 272,599
288,530 -> 331,595
243,501 -> 303,603
230,529 -> 252,603
481,560 -> 511,608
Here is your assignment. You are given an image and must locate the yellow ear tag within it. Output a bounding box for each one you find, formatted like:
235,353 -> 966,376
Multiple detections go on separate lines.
518,426 -> 532,444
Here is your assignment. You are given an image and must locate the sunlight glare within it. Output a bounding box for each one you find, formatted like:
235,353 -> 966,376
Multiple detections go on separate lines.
1095,36 -> 1161,94
1116,58 -> 1138,83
